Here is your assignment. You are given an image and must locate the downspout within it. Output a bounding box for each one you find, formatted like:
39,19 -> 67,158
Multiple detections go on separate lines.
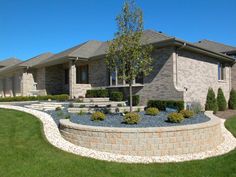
174,42 -> 187,108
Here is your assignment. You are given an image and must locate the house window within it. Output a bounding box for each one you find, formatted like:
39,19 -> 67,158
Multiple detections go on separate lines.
64,69 -> 69,84
218,63 -> 225,80
135,72 -> 144,84
76,65 -> 88,84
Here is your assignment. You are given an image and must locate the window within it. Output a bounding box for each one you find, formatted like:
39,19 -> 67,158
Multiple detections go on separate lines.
64,69 -> 69,84
135,72 -> 144,84
218,63 -> 225,80
76,65 -> 88,84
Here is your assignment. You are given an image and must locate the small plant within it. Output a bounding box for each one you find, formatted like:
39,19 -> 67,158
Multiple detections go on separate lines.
167,112 -> 184,123
123,112 -> 140,124
205,88 -> 218,113
217,88 -> 227,111
79,104 -> 85,108
64,114 -> 71,119
106,104 -> 111,108
117,103 -> 123,107
137,108 -> 141,112
55,107 -> 62,111
190,102 -> 202,114
78,110 -> 85,116
180,110 -> 194,118
123,109 -> 128,114
229,89 -> 236,109
115,108 -> 120,113
68,103 -> 74,108
145,107 -> 159,116
91,111 -> 106,121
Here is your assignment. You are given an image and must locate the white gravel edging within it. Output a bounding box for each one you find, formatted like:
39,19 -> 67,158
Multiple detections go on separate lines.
1,105 -> 236,164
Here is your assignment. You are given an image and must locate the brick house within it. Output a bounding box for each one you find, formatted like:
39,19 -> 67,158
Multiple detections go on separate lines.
0,30 -> 235,108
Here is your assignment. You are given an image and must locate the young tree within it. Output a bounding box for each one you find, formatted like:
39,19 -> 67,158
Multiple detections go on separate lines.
229,89 -> 236,109
106,0 -> 153,112
217,88 -> 227,111
205,88 -> 218,114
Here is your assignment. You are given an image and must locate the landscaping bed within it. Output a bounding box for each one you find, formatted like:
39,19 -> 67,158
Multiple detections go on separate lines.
67,111 -> 210,128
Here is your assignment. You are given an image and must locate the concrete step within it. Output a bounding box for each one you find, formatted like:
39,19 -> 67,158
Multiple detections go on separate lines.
68,106 -> 145,113
82,97 -> 110,103
73,101 -> 126,108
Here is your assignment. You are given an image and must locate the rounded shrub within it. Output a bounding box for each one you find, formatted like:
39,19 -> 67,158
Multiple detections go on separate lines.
229,89 -> 236,109
55,107 -> 62,111
123,112 -> 140,124
217,88 -> 227,111
145,107 -> 159,116
205,88 -> 218,114
180,110 -> 194,118
167,112 -> 184,123
91,111 -> 106,121
110,91 -> 123,101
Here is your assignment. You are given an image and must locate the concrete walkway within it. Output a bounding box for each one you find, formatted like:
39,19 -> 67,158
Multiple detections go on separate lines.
216,110 -> 236,119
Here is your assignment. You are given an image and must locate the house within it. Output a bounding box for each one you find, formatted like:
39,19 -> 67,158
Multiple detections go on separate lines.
0,30 -> 235,108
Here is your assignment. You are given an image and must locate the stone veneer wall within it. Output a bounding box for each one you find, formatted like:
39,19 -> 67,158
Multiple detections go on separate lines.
59,112 -> 223,156
177,50 -> 231,108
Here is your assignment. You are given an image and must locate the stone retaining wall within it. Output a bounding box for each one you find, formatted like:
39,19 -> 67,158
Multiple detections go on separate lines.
59,111 -> 223,156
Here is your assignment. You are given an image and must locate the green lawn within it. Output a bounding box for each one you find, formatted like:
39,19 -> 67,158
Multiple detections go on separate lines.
0,108 -> 236,177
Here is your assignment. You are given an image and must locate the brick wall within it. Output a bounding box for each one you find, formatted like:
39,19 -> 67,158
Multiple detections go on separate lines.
177,50 -> 231,108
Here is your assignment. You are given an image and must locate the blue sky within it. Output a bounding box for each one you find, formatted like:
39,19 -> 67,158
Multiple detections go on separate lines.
0,0 -> 235,61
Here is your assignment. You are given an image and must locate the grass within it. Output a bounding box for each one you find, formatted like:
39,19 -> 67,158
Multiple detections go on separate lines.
0,108 -> 236,177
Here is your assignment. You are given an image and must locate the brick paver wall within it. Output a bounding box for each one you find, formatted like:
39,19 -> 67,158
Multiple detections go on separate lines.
59,112 -> 223,156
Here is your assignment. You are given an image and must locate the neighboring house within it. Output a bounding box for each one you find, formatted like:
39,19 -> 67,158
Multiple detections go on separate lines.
0,57 -> 21,69
0,30 -> 235,109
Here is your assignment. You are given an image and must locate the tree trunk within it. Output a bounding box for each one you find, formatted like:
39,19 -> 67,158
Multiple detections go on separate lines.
129,82 -> 133,112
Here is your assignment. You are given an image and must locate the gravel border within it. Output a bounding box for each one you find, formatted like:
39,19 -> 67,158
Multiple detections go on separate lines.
0,105 -> 236,164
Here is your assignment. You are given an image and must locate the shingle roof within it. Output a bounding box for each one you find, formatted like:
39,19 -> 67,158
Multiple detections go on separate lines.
0,53 -> 53,74
194,40 -> 236,53
19,52 -> 54,67
92,30 -> 173,57
0,57 -> 21,67
45,40 -> 103,62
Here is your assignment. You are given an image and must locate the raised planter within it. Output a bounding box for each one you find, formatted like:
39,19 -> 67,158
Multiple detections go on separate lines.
59,111 -> 223,156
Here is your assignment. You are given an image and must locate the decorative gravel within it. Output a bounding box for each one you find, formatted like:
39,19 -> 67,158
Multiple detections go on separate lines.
0,105 -> 236,164
67,111 -> 210,128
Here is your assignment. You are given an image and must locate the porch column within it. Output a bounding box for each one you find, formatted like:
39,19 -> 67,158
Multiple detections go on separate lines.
69,61 -> 76,99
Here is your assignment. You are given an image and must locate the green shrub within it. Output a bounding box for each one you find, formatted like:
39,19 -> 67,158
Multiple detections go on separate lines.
68,103 -> 74,108
180,110 -> 194,118
110,91 -> 123,101
91,111 -> 106,121
79,104 -> 85,108
205,88 -> 218,113
123,112 -> 140,124
86,89 -> 109,98
217,88 -> 227,111
147,100 -> 184,111
77,110 -> 85,116
64,115 -> 71,119
229,89 -> 236,109
0,94 -> 69,102
167,112 -> 184,123
128,95 -> 140,106
117,103 -> 123,107
55,107 -> 62,111
145,107 -> 159,116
